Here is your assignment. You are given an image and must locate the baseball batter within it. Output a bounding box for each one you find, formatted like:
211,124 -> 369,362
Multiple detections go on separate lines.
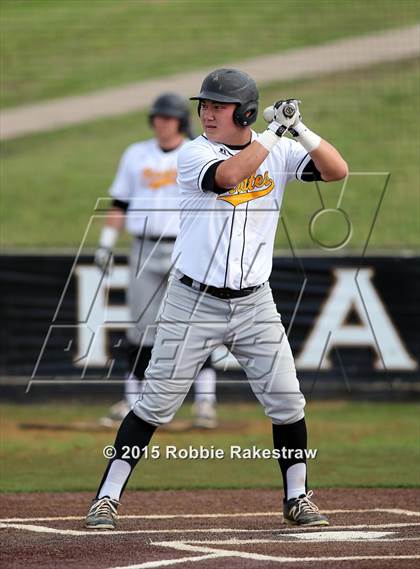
95,93 -> 217,429
86,69 -> 348,529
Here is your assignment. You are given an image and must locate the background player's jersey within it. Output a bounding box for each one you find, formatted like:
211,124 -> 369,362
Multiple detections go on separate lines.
110,138 -> 187,238
174,132 -> 311,289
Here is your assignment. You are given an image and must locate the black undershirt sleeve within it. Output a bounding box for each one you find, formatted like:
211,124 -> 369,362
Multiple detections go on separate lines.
301,159 -> 324,182
112,198 -> 129,212
202,157 -> 323,191
201,160 -> 229,195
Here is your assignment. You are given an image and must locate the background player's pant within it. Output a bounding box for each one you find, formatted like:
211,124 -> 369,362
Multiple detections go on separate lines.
127,237 -> 174,347
133,277 -> 305,426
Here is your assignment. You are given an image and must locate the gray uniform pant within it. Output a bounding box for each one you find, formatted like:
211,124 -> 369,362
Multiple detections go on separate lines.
126,237 -> 174,347
133,276 -> 305,426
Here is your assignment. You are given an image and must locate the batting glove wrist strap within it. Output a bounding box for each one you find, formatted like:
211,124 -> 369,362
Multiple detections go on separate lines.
99,226 -> 119,249
258,123 -> 284,152
289,121 -> 321,153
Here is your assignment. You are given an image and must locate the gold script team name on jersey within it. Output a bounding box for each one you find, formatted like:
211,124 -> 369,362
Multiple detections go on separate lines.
217,170 -> 274,206
142,168 -> 177,190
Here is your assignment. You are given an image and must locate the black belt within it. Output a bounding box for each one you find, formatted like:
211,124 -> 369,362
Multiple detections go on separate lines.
136,235 -> 176,243
180,274 -> 264,299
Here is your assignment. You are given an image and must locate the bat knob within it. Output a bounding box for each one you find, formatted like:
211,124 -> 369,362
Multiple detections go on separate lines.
282,103 -> 296,118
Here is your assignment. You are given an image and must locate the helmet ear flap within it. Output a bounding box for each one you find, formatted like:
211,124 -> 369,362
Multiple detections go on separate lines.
233,101 -> 259,127
197,99 -> 258,127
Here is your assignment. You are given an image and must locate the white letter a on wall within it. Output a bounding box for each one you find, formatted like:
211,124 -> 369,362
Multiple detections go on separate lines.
296,268 -> 417,371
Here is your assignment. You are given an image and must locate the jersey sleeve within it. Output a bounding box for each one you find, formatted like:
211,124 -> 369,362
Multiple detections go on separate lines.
109,146 -> 135,201
177,139 -> 221,192
201,160 -> 226,194
284,138 -> 314,183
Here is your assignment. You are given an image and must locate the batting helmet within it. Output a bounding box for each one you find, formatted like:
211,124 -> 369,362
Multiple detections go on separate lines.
190,68 -> 259,127
149,93 -> 193,138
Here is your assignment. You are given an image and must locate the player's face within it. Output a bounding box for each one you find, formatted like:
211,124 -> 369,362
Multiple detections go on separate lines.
200,100 -> 242,143
152,115 -> 181,142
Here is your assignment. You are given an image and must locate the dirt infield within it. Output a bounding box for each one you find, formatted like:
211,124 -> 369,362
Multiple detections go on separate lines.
1,489 -> 419,568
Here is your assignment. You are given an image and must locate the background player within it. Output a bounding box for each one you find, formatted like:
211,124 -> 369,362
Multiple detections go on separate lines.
86,69 -> 348,529
94,92 -> 217,429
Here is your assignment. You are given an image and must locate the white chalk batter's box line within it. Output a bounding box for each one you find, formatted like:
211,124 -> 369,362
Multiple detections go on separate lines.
0,508 -> 420,539
107,546 -> 420,569
1,521 -> 420,538
1,507 -> 420,523
104,525 -> 420,569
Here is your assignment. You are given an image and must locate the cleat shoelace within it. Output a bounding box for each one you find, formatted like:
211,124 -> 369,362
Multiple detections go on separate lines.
289,490 -> 320,519
89,498 -> 118,519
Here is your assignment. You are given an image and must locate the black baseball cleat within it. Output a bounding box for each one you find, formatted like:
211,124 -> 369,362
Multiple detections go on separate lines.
283,490 -> 329,526
85,496 -> 119,530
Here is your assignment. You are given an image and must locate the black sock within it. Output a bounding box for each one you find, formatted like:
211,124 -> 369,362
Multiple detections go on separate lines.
96,410 -> 156,499
272,418 -> 308,501
127,344 -> 153,380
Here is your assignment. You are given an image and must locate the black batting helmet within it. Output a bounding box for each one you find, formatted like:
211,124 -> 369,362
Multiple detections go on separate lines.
190,68 -> 259,127
149,93 -> 194,138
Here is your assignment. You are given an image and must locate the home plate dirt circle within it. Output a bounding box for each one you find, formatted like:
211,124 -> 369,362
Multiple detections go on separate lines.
1,488 -> 419,569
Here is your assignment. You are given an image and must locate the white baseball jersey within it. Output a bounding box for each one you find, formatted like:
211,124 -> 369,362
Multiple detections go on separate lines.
173,131 -> 311,289
110,139 -> 188,238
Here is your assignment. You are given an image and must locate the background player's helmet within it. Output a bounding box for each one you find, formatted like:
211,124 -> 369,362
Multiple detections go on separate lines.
149,93 -> 194,138
190,68 -> 259,127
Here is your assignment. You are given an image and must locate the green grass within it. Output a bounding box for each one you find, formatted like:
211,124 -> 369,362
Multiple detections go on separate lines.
279,59 -> 420,250
1,59 -> 419,249
0,401 -> 418,492
1,0 -> 419,108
